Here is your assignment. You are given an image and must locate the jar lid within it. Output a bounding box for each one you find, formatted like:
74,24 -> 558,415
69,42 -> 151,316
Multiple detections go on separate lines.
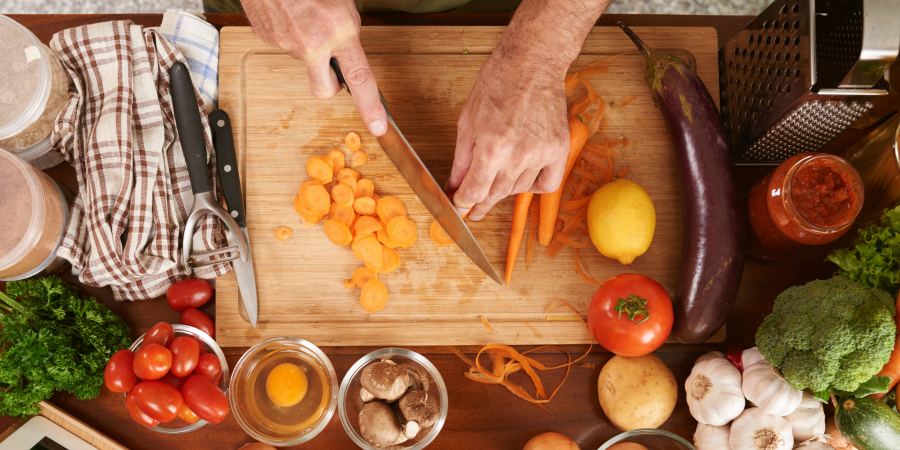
0,149 -> 46,270
0,14 -> 53,140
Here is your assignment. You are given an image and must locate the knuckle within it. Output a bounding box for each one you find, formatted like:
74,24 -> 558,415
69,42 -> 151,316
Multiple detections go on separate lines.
344,66 -> 372,87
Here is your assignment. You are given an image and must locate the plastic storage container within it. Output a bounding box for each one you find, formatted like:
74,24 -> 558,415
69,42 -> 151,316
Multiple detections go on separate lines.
0,14 -> 69,169
0,149 -> 68,280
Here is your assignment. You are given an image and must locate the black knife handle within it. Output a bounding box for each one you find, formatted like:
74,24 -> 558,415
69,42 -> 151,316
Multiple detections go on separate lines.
210,110 -> 246,228
330,57 -> 351,95
170,62 -> 210,195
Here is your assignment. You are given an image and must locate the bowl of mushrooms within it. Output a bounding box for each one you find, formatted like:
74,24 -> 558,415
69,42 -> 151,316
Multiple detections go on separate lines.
338,348 -> 448,449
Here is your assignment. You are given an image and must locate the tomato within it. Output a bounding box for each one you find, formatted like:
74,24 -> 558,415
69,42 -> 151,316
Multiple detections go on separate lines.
132,381 -> 184,423
159,371 -> 188,390
143,322 -> 174,348
176,403 -> 200,424
167,279 -> 213,312
104,350 -> 138,393
133,343 -> 172,380
195,337 -> 208,355
169,336 -> 200,377
195,353 -> 222,384
587,273 -> 673,357
180,308 -> 215,338
182,374 -> 229,423
125,392 -> 159,427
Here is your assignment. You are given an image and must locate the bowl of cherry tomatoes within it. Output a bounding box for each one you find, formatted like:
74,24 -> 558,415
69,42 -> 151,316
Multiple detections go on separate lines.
105,323 -> 230,434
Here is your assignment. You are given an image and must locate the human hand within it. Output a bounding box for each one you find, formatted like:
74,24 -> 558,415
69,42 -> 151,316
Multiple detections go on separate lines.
445,54 -> 570,221
243,0 -> 387,136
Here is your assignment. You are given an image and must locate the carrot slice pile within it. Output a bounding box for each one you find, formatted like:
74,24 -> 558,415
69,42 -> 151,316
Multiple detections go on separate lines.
293,133 -> 421,312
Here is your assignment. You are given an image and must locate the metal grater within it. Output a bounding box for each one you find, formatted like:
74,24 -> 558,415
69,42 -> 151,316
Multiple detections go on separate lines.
719,0 -> 899,163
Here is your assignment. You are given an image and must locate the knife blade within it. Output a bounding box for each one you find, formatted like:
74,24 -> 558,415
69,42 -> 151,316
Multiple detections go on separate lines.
210,109 -> 259,327
329,58 -> 502,285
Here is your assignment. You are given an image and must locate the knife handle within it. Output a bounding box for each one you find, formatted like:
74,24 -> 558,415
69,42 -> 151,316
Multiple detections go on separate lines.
170,62 -> 211,195
210,110 -> 247,228
329,57 -> 351,95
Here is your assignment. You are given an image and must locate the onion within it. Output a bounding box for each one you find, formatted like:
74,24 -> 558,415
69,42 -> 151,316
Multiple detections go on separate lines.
523,432 -> 580,450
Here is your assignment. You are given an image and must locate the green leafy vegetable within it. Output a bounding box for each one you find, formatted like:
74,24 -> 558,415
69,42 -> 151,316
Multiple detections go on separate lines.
756,275 -> 896,395
827,205 -> 900,297
0,277 -> 131,417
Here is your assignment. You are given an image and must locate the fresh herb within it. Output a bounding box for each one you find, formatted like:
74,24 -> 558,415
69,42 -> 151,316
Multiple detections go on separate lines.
827,205 -> 900,297
0,277 -> 131,417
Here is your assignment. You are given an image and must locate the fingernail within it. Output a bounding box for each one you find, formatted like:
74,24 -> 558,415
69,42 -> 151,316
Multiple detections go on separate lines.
368,119 -> 386,136
454,206 -> 471,217
469,214 -> 483,222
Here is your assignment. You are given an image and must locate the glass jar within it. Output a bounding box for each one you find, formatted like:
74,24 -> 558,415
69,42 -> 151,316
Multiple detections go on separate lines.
747,152 -> 864,260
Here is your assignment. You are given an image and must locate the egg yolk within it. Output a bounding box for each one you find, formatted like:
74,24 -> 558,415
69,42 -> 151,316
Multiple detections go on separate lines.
266,363 -> 308,407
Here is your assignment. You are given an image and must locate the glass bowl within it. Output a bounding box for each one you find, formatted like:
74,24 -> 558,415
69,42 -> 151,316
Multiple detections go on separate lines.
598,429 -> 696,450
229,337 -> 339,446
126,324 -> 230,434
338,348 -> 448,450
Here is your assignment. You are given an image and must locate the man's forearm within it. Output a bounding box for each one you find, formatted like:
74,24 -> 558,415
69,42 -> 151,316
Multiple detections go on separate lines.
494,0 -> 612,75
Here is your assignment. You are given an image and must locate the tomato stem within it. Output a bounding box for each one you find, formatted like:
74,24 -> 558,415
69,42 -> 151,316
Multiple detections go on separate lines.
614,294 -> 650,326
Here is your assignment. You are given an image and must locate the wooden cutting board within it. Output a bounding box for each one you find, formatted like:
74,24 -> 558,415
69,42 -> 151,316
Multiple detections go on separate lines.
215,26 -> 724,347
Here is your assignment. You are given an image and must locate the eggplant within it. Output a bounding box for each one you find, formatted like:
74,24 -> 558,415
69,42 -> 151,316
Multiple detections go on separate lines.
619,23 -> 745,344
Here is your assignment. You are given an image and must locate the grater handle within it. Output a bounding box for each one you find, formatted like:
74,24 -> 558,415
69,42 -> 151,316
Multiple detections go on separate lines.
839,0 -> 900,89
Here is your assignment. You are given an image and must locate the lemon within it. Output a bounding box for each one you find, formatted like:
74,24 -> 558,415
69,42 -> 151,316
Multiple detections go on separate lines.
587,179 -> 656,265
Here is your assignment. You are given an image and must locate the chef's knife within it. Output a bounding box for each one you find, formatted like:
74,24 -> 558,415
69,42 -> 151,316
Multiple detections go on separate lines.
210,109 -> 259,327
329,58 -> 501,285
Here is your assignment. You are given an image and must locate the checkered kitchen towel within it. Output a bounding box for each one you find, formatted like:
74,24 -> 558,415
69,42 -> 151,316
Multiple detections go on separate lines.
158,9 -> 219,114
50,21 -> 230,301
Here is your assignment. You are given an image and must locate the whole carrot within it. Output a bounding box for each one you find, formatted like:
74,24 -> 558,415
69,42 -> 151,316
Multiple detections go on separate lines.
873,292 -> 900,400
539,117 -> 590,246
505,192 -> 534,285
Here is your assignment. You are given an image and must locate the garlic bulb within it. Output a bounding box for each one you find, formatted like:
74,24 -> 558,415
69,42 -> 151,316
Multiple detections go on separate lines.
685,357 -> 745,425
742,361 -> 803,416
742,347 -> 766,368
795,440 -> 836,450
730,407 -> 794,450
695,351 -> 725,365
785,390 -> 825,442
693,423 -> 730,450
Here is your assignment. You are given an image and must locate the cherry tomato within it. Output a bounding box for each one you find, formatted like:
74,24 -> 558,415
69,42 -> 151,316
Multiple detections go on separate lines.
195,337 -> 208,355
143,322 -> 174,348
182,374 -> 229,423
104,350 -> 138,393
159,371 -> 188,390
195,353 -> 222,384
180,308 -> 215,338
125,392 -> 159,427
169,336 -> 200,377
132,381 -> 184,423
176,403 -> 200,424
167,279 -> 213,312
587,273 -> 673,357
133,343 -> 172,380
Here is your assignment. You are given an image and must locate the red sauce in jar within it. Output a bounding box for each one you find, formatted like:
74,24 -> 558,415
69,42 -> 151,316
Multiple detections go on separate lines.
790,158 -> 858,228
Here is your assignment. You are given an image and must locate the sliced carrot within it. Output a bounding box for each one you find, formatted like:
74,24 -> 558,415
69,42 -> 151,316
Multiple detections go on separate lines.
566,54 -> 622,80
505,192 -> 533,285
343,278 -> 356,289
351,233 -> 374,261
559,196 -> 591,211
558,235 -> 588,248
331,182 -> 355,207
568,95 -> 593,118
370,193 -> 380,204
354,215 -> 383,235
357,178 -> 375,198
547,205 -> 589,258
323,219 -> 352,246
574,249 -> 603,285
616,167 -> 631,178
356,236 -> 383,266
293,195 -> 324,225
587,97 -> 606,138
353,267 -> 378,289
525,210 -> 538,269
300,181 -> 331,217
326,148 -> 345,173
367,244 -> 399,273
353,150 -> 368,167
339,177 -> 358,196
274,226 -> 292,241
353,196 -> 377,216
336,168 -> 361,182
376,197 -> 407,224
377,228 -> 399,248
360,279 -> 388,312
430,220 -> 454,247
539,117 -> 590,245
345,131 -> 361,151
387,216 -> 418,248
306,156 -> 333,184
330,203 -> 356,228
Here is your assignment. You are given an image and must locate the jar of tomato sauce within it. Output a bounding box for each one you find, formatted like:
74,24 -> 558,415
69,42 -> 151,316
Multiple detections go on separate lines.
747,153 -> 864,260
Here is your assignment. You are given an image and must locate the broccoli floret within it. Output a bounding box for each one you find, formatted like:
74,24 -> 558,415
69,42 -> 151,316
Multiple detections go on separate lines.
756,275 -> 896,394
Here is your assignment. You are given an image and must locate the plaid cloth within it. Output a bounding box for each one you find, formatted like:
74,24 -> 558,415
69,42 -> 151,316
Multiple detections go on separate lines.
158,9 -> 219,113
50,21 -> 230,301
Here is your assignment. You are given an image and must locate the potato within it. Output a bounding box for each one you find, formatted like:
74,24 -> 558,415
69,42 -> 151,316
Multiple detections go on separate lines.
597,353 -> 677,431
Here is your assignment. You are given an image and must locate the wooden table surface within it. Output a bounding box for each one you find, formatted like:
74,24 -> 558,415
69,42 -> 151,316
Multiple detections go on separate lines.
0,12 -> 849,450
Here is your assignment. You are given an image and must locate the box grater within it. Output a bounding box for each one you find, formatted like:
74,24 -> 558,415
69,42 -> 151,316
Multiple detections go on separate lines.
720,0 -> 899,163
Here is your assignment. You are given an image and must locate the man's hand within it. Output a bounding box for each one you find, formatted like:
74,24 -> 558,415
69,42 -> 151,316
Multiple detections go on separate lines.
446,0 -> 611,220
243,0 -> 387,136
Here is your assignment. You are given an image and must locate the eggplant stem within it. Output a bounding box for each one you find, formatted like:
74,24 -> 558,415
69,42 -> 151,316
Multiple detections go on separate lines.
617,22 -> 655,60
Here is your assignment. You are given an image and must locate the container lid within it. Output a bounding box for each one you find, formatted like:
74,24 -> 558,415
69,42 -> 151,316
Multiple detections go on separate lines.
0,14 -> 52,140
0,149 -> 46,271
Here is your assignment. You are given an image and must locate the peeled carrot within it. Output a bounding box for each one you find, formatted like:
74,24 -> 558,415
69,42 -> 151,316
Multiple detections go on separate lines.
430,220 -> 454,247
376,197 -> 407,224
326,148 -> 345,173
343,278 -> 356,289
547,205 -> 589,258
353,150 -> 368,167
331,183 -> 355,207
299,181 -> 331,217
367,244 -> 399,274
505,192 -> 534,285
294,194 -> 324,225
330,203 -> 356,228
351,233 -> 374,261
345,131 -> 361,151
354,215 -> 383,235
357,236 -> 383,266
353,197 -> 377,216
525,210 -> 538,269
386,216 -> 418,248
377,228 -> 399,248
324,219 -> 352,246
360,279 -> 388,312
274,226 -> 292,241
337,168 -> 361,181
306,156 -> 333,184
357,178 -> 375,198
339,177 -> 358,195
539,117 -> 590,245
353,267 -> 378,289
873,293 -> 900,400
